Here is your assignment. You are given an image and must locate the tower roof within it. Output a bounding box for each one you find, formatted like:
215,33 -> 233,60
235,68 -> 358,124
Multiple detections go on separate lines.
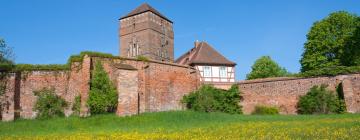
120,3 -> 172,23
175,41 -> 236,66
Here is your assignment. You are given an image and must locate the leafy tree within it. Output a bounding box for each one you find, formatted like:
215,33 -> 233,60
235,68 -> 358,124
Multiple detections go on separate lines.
343,19 -> 360,66
246,56 -> 289,80
87,61 -> 118,114
297,85 -> 345,114
300,11 -> 360,72
0,38 -> 14,96
0,38 -> 14,71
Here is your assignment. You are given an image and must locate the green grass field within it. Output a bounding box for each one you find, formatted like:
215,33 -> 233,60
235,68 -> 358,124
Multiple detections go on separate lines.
1,111 -> 360,139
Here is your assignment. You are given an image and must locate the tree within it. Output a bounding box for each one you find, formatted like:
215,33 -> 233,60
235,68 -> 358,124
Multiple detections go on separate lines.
246,56 -> 289,80
0,38 -> 15,71
343,19 -> 360,66
87,61 -> 118,114
1,38 -> 14,96
300,11 -> 360,72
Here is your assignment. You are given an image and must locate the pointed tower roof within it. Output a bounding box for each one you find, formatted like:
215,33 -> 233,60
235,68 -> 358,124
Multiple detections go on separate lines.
120,3 -> 172,23
176,41 -> 236,66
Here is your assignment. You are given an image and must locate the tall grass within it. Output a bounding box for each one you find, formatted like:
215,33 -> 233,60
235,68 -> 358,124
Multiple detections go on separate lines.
1,111 -> 359,139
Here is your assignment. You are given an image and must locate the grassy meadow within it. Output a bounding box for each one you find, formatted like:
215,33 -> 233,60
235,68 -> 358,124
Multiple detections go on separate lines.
1,111 -> 360,139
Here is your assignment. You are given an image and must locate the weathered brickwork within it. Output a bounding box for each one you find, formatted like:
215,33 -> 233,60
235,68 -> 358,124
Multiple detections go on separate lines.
343,76 -> 360,113
0,60 -> 89,121
78,55 -> 91,117
2,54 -> 360,121
238,74 -> 360,114
0,73 -> 16,121
18,71 -> 71,119
116,69 -> 139,116
120,11 -> 174,62
92,57 -> 199,115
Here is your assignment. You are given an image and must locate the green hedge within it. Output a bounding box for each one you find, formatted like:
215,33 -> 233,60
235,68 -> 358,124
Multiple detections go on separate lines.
251,105 -> 279,115
182,84 -> 243,114
297,85 -> 346,114
0,62 -> 14,71
136,55 -> 149,62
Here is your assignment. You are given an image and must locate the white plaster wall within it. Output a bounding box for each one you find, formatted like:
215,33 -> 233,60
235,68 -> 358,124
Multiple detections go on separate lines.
196,65 -> 235,82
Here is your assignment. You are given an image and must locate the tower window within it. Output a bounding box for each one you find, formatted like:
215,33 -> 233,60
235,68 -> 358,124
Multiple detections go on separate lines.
128,43 -> 140,57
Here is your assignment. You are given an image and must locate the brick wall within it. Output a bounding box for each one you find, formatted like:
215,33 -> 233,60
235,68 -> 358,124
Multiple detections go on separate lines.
116,69 -> 139,116
2,55 -> 360,121
238,74 -> 360,114
0,73 -> 16,121
0,59 -> 90,121
92,57 -> 199,115
18,71 -> 71,119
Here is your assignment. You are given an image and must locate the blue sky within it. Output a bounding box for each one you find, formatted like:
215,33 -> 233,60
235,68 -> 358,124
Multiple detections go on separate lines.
1,0 -> 359,80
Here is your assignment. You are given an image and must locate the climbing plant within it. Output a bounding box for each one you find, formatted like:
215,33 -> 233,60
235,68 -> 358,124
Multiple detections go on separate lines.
87,61 -> 118,114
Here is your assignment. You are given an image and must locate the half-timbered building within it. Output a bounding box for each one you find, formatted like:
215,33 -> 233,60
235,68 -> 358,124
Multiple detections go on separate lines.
176,41 -> 236,84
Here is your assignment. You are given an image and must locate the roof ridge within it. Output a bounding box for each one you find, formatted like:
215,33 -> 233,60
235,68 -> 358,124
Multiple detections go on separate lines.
191,42 -> 204,64
120,3 -> 172,23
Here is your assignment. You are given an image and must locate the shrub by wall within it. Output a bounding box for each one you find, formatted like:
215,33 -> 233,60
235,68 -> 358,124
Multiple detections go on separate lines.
182,84 -> 242,114
72,96 -> 81,116
251,106 -> 279,115
34,88 -> 68,119
297,84 -> 346,114
87,61 -> 118,114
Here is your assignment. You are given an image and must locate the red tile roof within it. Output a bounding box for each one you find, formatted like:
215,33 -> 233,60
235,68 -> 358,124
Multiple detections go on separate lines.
175,41 -> 236,66
120,3 -> 172,23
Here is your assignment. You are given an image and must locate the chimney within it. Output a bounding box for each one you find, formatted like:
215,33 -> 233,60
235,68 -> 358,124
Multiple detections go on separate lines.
194,40 -> 200,48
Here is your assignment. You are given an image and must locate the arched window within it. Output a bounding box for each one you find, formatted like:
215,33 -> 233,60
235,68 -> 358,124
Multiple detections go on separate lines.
128,43 -> 140,57
132,44 -> 137,57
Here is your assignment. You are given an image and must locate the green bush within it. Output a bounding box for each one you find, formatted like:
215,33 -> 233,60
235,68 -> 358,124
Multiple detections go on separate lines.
297,84 -> 346,114
252,105 -> 279,115
34,88 -> 68,119
87,61 -> 118,114
72,95 -> 81,116
136,55 -> 149,62
182,84 -> 242,114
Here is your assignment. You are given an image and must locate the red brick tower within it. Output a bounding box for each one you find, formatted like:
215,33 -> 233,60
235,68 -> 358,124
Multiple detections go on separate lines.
119,3 -> 174,62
